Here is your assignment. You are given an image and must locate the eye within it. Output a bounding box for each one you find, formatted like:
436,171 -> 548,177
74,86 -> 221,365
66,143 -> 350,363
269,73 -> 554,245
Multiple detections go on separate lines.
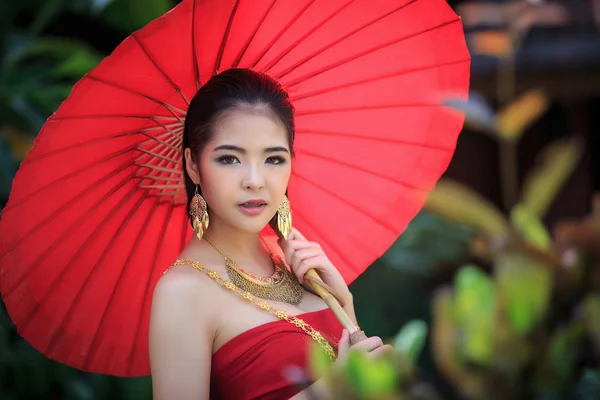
266,156 -> 287,165
216,155 -> 240,164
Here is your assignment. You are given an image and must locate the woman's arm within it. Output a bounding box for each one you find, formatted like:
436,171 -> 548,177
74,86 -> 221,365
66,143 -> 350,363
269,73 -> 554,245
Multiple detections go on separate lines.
149,267 -> 216,400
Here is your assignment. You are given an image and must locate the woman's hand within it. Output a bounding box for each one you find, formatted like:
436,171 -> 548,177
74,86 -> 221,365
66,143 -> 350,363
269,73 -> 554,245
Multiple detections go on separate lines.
278,227 -> 351,303
336,329 -> 393,364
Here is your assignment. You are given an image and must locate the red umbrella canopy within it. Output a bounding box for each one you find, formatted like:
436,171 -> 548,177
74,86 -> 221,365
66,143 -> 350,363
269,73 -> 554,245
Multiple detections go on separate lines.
0,0 -> 469,376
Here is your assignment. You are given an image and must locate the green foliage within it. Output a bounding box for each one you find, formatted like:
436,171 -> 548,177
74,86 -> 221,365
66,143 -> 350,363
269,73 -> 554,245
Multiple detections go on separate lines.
453,266 -> 496,365
392,320 -> 427,364
382,211 -> 476,274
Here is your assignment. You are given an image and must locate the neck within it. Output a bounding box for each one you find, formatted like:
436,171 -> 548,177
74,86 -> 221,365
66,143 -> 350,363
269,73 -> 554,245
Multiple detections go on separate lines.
198,216 -> 269,267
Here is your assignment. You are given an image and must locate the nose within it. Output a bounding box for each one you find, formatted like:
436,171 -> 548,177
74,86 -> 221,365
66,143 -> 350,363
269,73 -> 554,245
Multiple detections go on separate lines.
242,163 -> 265,190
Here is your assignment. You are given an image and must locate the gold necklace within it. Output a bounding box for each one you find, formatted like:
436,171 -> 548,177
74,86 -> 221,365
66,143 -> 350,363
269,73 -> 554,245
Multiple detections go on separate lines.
164,259 -> 336,362
203,236 -> 304,306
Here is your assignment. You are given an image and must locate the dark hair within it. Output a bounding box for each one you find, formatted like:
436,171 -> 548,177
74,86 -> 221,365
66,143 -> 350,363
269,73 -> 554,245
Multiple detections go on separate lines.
182,68 -> 295,208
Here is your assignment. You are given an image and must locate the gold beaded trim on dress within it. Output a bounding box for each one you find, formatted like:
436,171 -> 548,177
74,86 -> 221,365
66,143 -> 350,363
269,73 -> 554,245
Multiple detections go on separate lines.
163,259 -> 336,362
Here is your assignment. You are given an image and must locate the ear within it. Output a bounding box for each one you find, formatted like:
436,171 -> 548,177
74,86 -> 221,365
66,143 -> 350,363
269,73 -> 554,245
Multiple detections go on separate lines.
184,147 -> 201,185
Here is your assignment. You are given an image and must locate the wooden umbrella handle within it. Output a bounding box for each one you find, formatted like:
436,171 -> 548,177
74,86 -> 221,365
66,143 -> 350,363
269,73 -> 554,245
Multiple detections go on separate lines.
271,221 -> 367,344
303,269 -> 367,345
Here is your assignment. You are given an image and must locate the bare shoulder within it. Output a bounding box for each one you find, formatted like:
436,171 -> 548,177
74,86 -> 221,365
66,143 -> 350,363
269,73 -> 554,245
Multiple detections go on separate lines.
149,263 -> 220,400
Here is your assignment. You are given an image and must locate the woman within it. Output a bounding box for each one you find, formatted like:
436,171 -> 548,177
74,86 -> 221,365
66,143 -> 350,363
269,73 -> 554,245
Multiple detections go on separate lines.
149,68 -> 392,399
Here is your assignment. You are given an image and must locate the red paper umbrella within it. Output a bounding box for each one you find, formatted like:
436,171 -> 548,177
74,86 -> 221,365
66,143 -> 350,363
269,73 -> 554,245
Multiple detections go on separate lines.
0,0 -> 469,376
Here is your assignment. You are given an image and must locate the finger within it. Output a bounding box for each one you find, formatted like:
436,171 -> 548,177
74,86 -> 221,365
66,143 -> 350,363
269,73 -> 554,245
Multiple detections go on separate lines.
366,344 -> 394,358
286,240 -> 321,251
290,227 -> 307,241
337,329 -> 350,356
294,248 -> 322,260
283,244 -> 296,267
350,336 -> 383,352
295,256 -> 327,283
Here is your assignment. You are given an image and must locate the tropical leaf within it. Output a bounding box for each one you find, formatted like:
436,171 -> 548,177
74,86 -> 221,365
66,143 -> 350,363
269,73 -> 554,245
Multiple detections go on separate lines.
496,89 -> 549,142
431,287 -> 487,399
392,320 -> 427,364
510,204 -> 552,250
382,211 -> 476,274
453,266 -> 497,366
343,349 -> 397,398
101,0 -> 173,31
425,179 -> 510,237
495,253 -> 551,335
520,137 -> 583,217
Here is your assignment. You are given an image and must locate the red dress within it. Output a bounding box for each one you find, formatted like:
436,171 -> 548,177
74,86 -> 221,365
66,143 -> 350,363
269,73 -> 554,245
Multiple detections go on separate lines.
210,308 -> 343,400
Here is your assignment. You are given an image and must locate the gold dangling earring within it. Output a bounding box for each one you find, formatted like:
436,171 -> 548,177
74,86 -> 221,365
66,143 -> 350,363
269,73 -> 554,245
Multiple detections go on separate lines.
190,185 -> 209,240
277,195 -> 292,240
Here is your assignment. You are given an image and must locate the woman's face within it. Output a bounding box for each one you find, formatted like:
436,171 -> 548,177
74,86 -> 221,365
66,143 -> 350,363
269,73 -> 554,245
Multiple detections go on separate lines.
186,108 -> 292,234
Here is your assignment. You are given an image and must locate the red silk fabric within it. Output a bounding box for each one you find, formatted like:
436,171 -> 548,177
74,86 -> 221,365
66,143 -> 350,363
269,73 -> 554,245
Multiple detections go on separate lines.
210,308 -> 342,399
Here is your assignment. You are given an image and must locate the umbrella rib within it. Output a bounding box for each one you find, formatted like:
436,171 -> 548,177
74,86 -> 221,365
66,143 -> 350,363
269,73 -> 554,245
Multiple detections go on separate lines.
276,12 -> 464,83
292,171 -> 397,233
138,129 -> 182,153
131,34 -> 190,106
135,148 -> 179,165
281,17 -> 461,83
248,0 -> 318,69
127,204 -> 175,375
83,197 -> 161,370
231,0 -> 277,68
215,0 -> 241,74
5,128 -> 170,213
2,172 -> 134,297
270,0 -> 418,77
136,136 -> 182,183
21,123 -> 181,166
51,114 -> 180,122
291,209 -> 361,276
296,103 -> 446,116
45,191 -> 147,356
290,58 -> 470,98
85,75 -> 186,122
294,146 -> 430,192
296,129 -> 454,151
136,164 -> 181,175
261,0 -> 356,73
191,0 -> 201,89
2,148 -> 138,213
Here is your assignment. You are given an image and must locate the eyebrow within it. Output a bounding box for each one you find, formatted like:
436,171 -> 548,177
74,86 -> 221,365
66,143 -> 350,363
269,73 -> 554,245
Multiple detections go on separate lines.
213,145 -> 289,154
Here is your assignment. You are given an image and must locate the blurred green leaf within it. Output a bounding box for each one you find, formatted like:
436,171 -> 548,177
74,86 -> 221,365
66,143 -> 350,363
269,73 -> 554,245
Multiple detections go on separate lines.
431,287 -> 487,399
53,49 -> 102,78
453,266 -> 496,365
520,137 -> 583,218
425,179 -> 510,237
582,295 -> 600,351
344,350 -> 397,398
101,0 -> 172,32
309,341 -> 332,382
510,204 -> 552,250
28,0 -> 63,36
393,320 -> 428,364
496,89 -> 549,142
496,254 -> 551,335
3,37 -> 102,73
382,211 -> 476,274
548,322 -> 584,380
0,132 -> 19,197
